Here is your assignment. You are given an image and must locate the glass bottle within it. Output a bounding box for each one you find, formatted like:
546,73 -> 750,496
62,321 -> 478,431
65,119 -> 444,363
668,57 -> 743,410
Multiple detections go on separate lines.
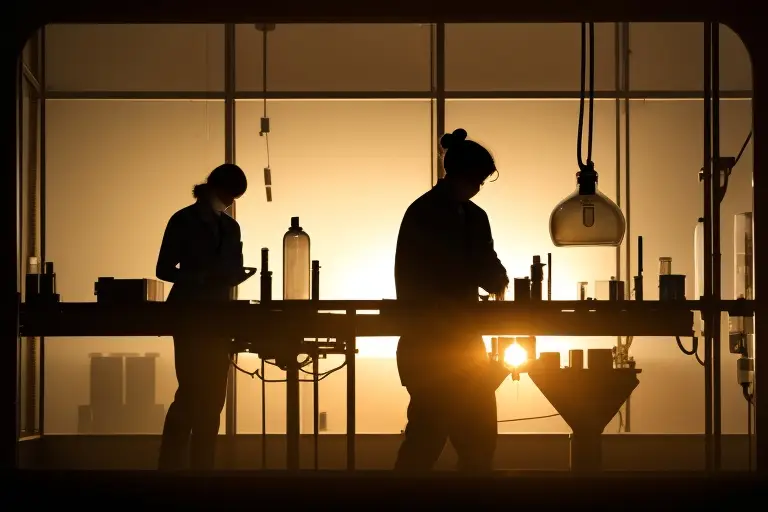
658,257 -> 672,276
549,162 -> 626,247
283,217 -> 311,300
693,220 -> 705,338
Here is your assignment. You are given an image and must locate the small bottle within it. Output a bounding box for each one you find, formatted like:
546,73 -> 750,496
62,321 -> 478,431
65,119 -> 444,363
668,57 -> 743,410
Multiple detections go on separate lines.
659,257 -> 672,276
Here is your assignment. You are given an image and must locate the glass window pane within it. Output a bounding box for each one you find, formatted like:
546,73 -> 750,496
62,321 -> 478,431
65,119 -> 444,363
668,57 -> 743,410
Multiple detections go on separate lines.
628,23 -> 752,92
235,24 -> 431,92
44,100 -> 225,435
628,99 -> 752,434
446,23 -> 616,92
446,99 -> 620,433
234,99 -> 431,434
45,24 -> 224,92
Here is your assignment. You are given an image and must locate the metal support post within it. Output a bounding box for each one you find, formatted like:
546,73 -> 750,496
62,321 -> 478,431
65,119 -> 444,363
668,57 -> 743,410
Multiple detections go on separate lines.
710,22 -> 723,471
702,21 -> 714,472
345,309 -> 357,470
224,23 -> 237,438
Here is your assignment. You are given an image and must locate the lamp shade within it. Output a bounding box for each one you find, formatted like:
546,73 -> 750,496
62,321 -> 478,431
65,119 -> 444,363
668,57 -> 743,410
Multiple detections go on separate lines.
549,165 -> 626,247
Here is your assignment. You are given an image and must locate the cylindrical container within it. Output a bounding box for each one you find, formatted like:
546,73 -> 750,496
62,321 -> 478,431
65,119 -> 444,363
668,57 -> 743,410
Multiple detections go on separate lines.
569,349 -> 584,369
311,260 -> 320,301
577,281 -> 589,300
634,275 -> 644,301
530,255 -> 544,301
609,280 -> 625,301
537,352 -> 560,370
25,258 -> 40,301
89,354 -> 123,408
587,348 -> 614,371
659,275 -> 686,301
260,248 -> 272,303
694,219 -> 705,337
491,337 -> 499,361
125,354 -> 159,407
40,261 -> 56,296
513,278 -> 531,302
659,257 -> 672,276
283,217 -> 311,300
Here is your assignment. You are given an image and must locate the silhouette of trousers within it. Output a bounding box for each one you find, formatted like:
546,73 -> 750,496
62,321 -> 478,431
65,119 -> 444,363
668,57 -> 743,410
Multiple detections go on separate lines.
394,379 -> 498,472
158,335 -> 231,470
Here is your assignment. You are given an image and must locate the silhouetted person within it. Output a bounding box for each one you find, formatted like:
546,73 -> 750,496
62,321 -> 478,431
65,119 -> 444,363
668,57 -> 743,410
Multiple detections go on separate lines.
156,163 -> 250,471
394,128 -> 509,472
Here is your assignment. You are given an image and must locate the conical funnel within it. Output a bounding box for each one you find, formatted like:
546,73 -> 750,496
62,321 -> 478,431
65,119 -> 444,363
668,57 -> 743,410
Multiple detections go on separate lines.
529,368 -> 640,433
528,368 -> 641,472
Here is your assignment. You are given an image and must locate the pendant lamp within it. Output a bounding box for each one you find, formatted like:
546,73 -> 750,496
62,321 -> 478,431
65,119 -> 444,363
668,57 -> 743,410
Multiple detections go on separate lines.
549,23 -> 626,247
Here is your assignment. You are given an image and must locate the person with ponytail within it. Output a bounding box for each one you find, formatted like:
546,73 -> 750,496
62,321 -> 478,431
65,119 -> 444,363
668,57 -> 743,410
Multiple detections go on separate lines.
155,163 -> 252,471
393,128 -> 509,472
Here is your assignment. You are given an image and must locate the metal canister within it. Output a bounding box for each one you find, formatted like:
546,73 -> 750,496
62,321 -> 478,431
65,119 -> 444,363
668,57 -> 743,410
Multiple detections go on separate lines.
660,274 -> 686,301
514,278 -> 531,302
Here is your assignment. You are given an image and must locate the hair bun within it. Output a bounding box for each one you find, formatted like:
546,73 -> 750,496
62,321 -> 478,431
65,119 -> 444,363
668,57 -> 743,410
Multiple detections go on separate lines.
440,128 -> 468,150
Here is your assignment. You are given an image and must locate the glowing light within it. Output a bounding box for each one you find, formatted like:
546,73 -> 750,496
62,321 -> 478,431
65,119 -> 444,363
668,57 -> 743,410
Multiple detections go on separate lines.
504,342 -> 529,367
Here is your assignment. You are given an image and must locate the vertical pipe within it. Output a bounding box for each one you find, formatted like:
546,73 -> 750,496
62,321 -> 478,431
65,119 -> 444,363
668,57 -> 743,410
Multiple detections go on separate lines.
614,23 -> 622,290
24,81 -> 40,436
711,23 -> 723,470
311,260 -> 320,470
261,357 -> 266,469
345,309 -> 356,470
623,23 -> 632,301
435,23 -> 446,182
38,26 -> 46,438
754,34 -> 768,477
4,40 -> 21,469
223,23 -> 237,438
703,21 -> 714,472
15,44 -> 24,445
622,22 -> 633,433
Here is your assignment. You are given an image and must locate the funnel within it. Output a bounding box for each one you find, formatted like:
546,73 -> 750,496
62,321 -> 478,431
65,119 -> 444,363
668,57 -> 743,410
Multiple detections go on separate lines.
528,368 -> 640,471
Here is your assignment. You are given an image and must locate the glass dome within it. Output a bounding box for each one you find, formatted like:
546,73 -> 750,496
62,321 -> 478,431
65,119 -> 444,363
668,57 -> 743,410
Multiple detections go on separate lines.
549,165 -> 626,247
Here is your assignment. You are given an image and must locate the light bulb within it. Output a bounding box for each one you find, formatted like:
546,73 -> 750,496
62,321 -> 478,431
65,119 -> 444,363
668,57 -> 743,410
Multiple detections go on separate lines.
504,343 -> 529,368
549,162 -> 626,247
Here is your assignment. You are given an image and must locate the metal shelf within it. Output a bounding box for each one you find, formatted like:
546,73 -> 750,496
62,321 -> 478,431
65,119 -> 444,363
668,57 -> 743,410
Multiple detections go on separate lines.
18,299 -> 743,339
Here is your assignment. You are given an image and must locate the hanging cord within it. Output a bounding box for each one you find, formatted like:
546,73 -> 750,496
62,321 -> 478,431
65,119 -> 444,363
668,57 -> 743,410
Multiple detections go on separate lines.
262,28 -> 271,170
675,336 -> 706,366
230,352 -> 346,382
498,413 -> 560,423
576,22 -> 596,171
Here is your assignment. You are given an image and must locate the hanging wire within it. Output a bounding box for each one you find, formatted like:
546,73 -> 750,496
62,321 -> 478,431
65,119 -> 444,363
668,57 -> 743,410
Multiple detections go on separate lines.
262,27 -> 271,169
576,22 -> 596,170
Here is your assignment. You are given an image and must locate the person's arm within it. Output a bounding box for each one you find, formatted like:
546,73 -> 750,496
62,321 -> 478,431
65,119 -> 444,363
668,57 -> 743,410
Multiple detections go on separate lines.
394,206 -> 435,301
156,214 -> 204,285
475,210 -> 509,297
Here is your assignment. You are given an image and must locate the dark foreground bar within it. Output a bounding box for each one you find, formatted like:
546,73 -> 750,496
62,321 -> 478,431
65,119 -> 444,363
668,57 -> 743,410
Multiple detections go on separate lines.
10,470 -> 765,505
19,299 -> 713,338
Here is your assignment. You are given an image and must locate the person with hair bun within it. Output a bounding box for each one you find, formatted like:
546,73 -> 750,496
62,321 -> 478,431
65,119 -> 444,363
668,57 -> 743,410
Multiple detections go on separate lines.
393,128 -> 509,472
156,163 -> 253,471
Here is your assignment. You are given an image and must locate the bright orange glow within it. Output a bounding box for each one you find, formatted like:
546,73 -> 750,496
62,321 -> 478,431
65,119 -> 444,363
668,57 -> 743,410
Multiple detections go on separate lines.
504,342 -> 529,367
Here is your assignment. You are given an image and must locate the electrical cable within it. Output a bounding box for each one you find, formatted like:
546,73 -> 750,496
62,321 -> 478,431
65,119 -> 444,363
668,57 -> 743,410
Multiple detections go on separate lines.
498,413 -> 560,423
230,352 -> 346,383
675,336 -> 706,366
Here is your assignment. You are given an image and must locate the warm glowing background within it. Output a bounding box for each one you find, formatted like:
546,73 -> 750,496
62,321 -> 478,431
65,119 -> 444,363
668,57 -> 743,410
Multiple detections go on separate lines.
23,23 -> 754,436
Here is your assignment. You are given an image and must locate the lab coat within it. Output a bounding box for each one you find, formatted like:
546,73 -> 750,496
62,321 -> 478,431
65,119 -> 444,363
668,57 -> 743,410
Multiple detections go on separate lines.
156,201 -> 244,304
394,180 -> 508,390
